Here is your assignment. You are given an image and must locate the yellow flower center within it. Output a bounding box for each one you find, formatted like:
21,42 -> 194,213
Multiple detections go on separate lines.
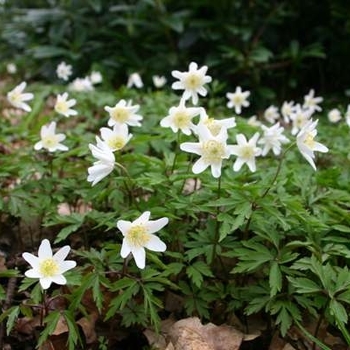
173,111 -> 191,129
39,258 -> 59,277
184,73 -> 201,90
126,225 -> 150,248
204,118 -> 221,136
9,92 -> 22,103
55,101 -> 68,114
202,140 -> 225,162
240,146 -> 254,159
42,135 -> 58,149
304,133 -> 315,148
106,135 -> 126,150
233,95 -> 243,105
111,107 -> 130,123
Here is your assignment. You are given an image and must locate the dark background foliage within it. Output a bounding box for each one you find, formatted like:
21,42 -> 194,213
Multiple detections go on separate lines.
1,0 -> 349,106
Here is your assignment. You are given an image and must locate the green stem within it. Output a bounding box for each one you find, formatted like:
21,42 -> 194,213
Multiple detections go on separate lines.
211,176 -> 222,265
171,132 -> 181,173
337,318 -> 350,345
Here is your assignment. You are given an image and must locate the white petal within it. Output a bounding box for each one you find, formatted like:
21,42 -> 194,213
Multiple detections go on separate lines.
38,239 -> 53,259
131,247 -> 146,269
40,277 -> 52,290
53,246 -> 70,261
51,275 -> 67,285
59,260 -> 76,273
25,269 -> 41,278
180,142 -> 202,155
233,158 -> 244,172
211,162 -> 222,178
121,239 -> 132,258
146,217 -> 168,234
313,142 -> 328,153
144,234 -> 166,252
117,220 -> 132,235
134,211 -> 151,225
192,158 -> 209,174
22,253 -> 40,269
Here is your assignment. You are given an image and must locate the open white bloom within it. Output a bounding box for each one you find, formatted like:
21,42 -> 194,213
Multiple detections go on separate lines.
127,72 -> 143,88
117,211 -> 168,269
34,121 -> 68,152
345,105 -> 350,127
327,108 -> 342,123
296,119 -> 328,170
290,104 -> 313,135
263,105 -> 280,124
303,89 -> 323,113
100,124 -> 132,151
90,71 -> 103,85
105,99 -> 143,127
54,92 -> 78,117
56,61 -> 72,81
22,239 -> 76,290
7,81 -> 34,112
247,115 -> 262,127
172,61 -> 212,105
226,86 -> 250,114
69,77 -> 94,92
87,137 -> 115,186
160,101 -> 202,135
281,101 -> 295,123
152,75 -> 167,88
180,123 -> 232,178
229,133 -> 262,172
196,109 -> 236,136
6,63 -> 17,74
258,122 -> 289,156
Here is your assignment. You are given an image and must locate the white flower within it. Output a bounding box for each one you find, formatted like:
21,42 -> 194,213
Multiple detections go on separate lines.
296,119 -> 328,170
226,86 -> 250,114
22,239 -> 76,290
100,124 -> 132,151
7,81 -> 34,112
152,75 -> 167,88
6,63 -> 17,74
87,137 -> 115,186
263,105 -> 280,124
56,61 -> 72,81
127,72 -> 143,89
160,101 -> 202,135
104,99 -> 143,127
34,121 -> 68,152
281,101 -> 295,123
258,122 -> 289,156
54,92 -> 78,117
171,61 -> 212,105
117,211 -> 168,269
345,105 -> 350,127
247,115 -> 262,127
89,71 -> 103,85
290,104 -> 312,135
327,108 -> 342,123
229,133 -> 262,172
180,123 -> 232,178
196,109 -> 236,136
303,89 -> 323,113
69,77 -> 94,92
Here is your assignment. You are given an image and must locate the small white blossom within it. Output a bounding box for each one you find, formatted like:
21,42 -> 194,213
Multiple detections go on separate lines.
263,105 -> 280,124
247,115 -> 262,127
6,63 -> 17,74
54,92 -> 78,117
89,71 -> 103,85
290,104 -> 313,135
226,86 -> 250,114
296,119 -> 328,170
171,61 -> 212,105
56,61 -> 73,81
345,105 -> 350,127
69,77 -> 94,92
100,124 -> 132,151
281,101 -> 295,123
127,72 -> 143,89
327,108 -> 342,123
229,133 -> 262,172
87,137 -> 115,186
180,123 -> 232,178
152,75 -> 167,88
258,122 -> 289,156
117,211 -> 168,269
22,239 -> 76,290
196,109 -> 236,136
34,121 -> 68,152
303,89 -> 323,113
7,81 -> 34,112
105,99 -> 143,127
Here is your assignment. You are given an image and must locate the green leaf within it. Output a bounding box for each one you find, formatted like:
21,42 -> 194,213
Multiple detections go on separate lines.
37,311 -> 61,347
186,261 -> 213,288
329,299 -> 348,325
288,277 -> 322,294
269,262 -> 282,297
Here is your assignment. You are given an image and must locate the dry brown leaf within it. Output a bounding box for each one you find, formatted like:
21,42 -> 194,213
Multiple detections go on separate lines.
144,317 -> 176,349
52,315 -> 69,335
77,312 -> 98,344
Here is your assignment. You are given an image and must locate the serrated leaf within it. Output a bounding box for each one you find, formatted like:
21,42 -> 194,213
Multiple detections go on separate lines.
288,277 -> 322,294
269,262 -> 282,297
329,299 -> 348,325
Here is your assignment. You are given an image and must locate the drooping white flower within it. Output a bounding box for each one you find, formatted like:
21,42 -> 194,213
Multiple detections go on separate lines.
303,89 -> 323,113
100,124 -> 132,151
87,137 -> 115,186
152,75 -> 167,88
171,61 -> 212,105
296,119 -> 328,170
56,61 -> 73,81
327,108 -> 342,123
69,77 -> 94,92
196,109 -> 236,136
6,63 -> 17,74
180,123 -> 232,178
226,86 -> 250,114
258,122 -> 289,156
290,104 -> 313,135
281,101 -> 295,123
104,99 -> 143,127
22,239 -> 76,290
160,101 -> 202,135
7,81 -> 34,112
89,71 -> 103,85
117,211 -> 168,269
263,105 -> 280,124
34,121 -> 68,152
127,72 -> 143,89
229,133 -> 262,172
345,105 -> 350,127
54,92 -> 78,118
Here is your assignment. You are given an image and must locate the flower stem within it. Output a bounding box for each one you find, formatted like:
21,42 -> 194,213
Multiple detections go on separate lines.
211,176 -> 222,265
171,131 -> 181,173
